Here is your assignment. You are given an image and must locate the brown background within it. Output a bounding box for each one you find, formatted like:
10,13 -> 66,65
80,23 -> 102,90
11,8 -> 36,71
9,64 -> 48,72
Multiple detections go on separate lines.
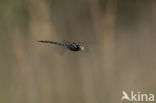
0,0 -> 156,103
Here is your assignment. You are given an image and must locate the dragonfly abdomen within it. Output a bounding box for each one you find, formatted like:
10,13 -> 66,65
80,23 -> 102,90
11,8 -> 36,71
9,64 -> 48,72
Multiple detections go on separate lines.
38,40 -> 66,47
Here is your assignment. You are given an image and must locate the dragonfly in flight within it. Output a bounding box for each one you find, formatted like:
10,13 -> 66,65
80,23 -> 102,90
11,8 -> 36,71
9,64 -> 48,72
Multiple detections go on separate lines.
38,40 -> 85,52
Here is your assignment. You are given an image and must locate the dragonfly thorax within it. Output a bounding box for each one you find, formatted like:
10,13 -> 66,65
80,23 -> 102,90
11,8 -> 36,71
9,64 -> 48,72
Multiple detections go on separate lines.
67,43 -> 85,51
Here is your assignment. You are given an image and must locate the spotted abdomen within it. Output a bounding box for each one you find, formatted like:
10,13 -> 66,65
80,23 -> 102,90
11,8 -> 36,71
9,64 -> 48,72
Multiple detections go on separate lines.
38,40 -> 65,47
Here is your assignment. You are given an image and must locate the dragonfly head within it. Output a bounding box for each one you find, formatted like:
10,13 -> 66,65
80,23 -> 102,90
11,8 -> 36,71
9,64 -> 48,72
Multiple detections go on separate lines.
78,44 -> 85,51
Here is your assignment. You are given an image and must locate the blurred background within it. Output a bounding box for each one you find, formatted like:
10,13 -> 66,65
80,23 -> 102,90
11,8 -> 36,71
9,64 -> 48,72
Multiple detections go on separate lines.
0,0 -> 156,103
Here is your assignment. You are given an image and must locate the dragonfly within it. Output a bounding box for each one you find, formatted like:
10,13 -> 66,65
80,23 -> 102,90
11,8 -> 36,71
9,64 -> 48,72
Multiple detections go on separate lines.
38,40 -> 85,52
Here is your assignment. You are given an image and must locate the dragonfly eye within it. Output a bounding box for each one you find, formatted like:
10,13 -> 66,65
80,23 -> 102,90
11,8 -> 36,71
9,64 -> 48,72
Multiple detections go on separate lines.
80,46 -> 85,51
78,44 -> 85,51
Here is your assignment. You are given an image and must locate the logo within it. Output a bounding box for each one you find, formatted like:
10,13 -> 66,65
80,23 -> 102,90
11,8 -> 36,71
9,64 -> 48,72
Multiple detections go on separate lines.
121,91 -> 154,102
